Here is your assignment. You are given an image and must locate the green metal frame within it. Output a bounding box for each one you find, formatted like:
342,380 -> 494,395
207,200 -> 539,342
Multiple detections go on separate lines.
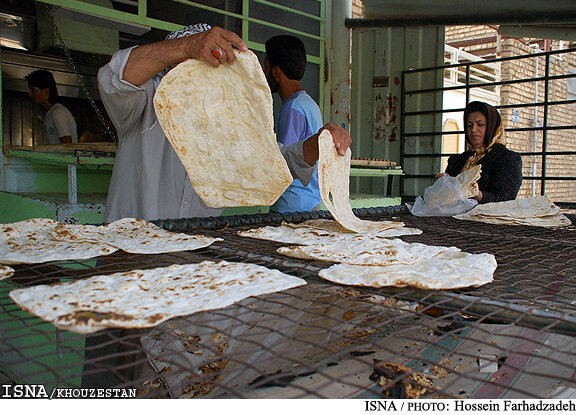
34,0 -> 326,106
2,0 -> 326,165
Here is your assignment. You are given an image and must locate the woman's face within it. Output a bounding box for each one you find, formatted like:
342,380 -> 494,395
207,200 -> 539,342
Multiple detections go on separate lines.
466,111 -> 487,149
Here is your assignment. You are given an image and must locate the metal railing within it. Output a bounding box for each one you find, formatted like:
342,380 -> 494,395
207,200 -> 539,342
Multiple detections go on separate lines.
400,46 -> 576,206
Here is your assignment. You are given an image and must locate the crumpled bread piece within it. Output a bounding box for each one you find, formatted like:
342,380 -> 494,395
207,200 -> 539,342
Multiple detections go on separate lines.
318,130 -> 404,233
457,165 -> 482,198
154,50 -> 293,207
9,260 -> 306,334
0,265 -> 15,281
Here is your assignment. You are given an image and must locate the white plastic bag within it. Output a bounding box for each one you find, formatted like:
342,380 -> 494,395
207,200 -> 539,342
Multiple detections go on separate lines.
410,175 -> 478,217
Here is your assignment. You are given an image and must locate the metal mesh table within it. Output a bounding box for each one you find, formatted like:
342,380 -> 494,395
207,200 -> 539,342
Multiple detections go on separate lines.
1,207 -> 575,398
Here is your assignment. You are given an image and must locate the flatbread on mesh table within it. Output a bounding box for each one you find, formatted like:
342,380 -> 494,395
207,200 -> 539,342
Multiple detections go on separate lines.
0,265 -> 15,281
318,250 -> 496,290
239,219 -> 422,246
318,130 -> 404,233
51,218 -> 222,254
9,260 -> 306,334
153,50 -> 293,208
454,196 -> 572,227
277,237 -> 459,266
1,218 -> 118,265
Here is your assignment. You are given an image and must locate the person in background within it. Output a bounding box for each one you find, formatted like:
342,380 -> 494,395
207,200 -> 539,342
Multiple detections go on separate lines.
97,24 -> 351,223
26,70 -> 78,144
438,101 -> 522,203
264,35 -> 323,213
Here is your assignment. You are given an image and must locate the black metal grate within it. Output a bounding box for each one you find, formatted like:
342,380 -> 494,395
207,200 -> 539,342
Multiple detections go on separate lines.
1,209 -> 576,398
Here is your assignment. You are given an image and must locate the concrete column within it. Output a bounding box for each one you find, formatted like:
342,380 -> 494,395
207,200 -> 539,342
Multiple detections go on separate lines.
327,0 -> 352,128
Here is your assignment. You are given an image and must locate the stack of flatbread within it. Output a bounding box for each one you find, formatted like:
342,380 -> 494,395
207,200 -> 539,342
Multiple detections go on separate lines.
154,50 -> 293,207
453,195 -> 572,228
318,129 -> 405,233
0,217 -> 222,267
9,260 -> 306,334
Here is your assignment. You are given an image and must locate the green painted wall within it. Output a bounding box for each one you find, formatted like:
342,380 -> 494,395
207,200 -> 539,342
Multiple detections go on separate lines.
0,191 -> 105,224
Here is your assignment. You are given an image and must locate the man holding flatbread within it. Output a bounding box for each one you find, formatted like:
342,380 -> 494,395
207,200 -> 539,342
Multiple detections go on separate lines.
98,24 -> 351,222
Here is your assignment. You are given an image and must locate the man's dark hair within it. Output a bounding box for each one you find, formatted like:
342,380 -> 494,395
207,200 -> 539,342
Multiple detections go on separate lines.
25,70 -> 59,104
265,35 -> 307,80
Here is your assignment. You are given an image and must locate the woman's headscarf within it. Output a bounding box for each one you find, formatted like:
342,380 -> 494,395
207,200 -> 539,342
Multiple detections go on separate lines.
462,101 -> 506,171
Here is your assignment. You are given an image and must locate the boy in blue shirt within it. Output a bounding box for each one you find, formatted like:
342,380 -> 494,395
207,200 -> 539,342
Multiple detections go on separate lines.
264,35 -> 323,213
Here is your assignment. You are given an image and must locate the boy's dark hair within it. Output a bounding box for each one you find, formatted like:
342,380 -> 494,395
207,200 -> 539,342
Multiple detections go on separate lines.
265,35 -> 307,80
25,70 -> 59,104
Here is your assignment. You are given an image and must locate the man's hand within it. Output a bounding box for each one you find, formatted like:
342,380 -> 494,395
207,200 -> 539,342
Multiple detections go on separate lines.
124,26 -> 248,86
181,26 -> 248,68
302,123 -> 352,166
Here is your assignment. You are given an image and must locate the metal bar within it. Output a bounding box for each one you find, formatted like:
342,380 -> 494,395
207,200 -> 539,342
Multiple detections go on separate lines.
403,99 -> 576,116
542,54 -> 551,195
345,13 -> 576,28
242,0 -> 249,51
403,124 -> 576,137
404,75 -> 564,95
403,151 -> 576,157
400,68 -> 407,199
138,0 -> 146,18
318,0 -> 325,111
35,0 -> 180,31
67,163 -> 77,204
5,150 -> 116,166
403,47 -> 576,74
465,65 -> 471,105
172,0 -> 324,41
252,0 -> 325,21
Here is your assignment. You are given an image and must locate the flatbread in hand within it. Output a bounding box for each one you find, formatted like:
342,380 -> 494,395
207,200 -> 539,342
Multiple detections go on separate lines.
154,50 -> 293,207
318,250 -> 496,290
277,237 -> 458,266
318,130 -> 403,233
454,196 -> 572,227
1,218 -> 118,265
0,265 -> 15,281
51,218 -> 222,254
457,165 -> 482,198
9,260 -> 306,334
239,219 -> 422,246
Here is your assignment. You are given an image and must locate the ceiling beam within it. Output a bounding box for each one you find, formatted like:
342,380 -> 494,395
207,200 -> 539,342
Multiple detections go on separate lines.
498,25 -> 576,42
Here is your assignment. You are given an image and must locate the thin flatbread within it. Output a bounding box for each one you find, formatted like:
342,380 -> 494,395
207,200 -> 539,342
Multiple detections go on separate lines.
318,250 -> 496,290
153,50 -> 293,207
318,129 -> 404,233
51,218 -> 222,254
277,237 -> 459,266
0,265 -> 14,281
239,219 -> 422,246
454,196 -> 572,227
9,260 -> 306,334
0,218 -> 118,265
457,165 -> 482,198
